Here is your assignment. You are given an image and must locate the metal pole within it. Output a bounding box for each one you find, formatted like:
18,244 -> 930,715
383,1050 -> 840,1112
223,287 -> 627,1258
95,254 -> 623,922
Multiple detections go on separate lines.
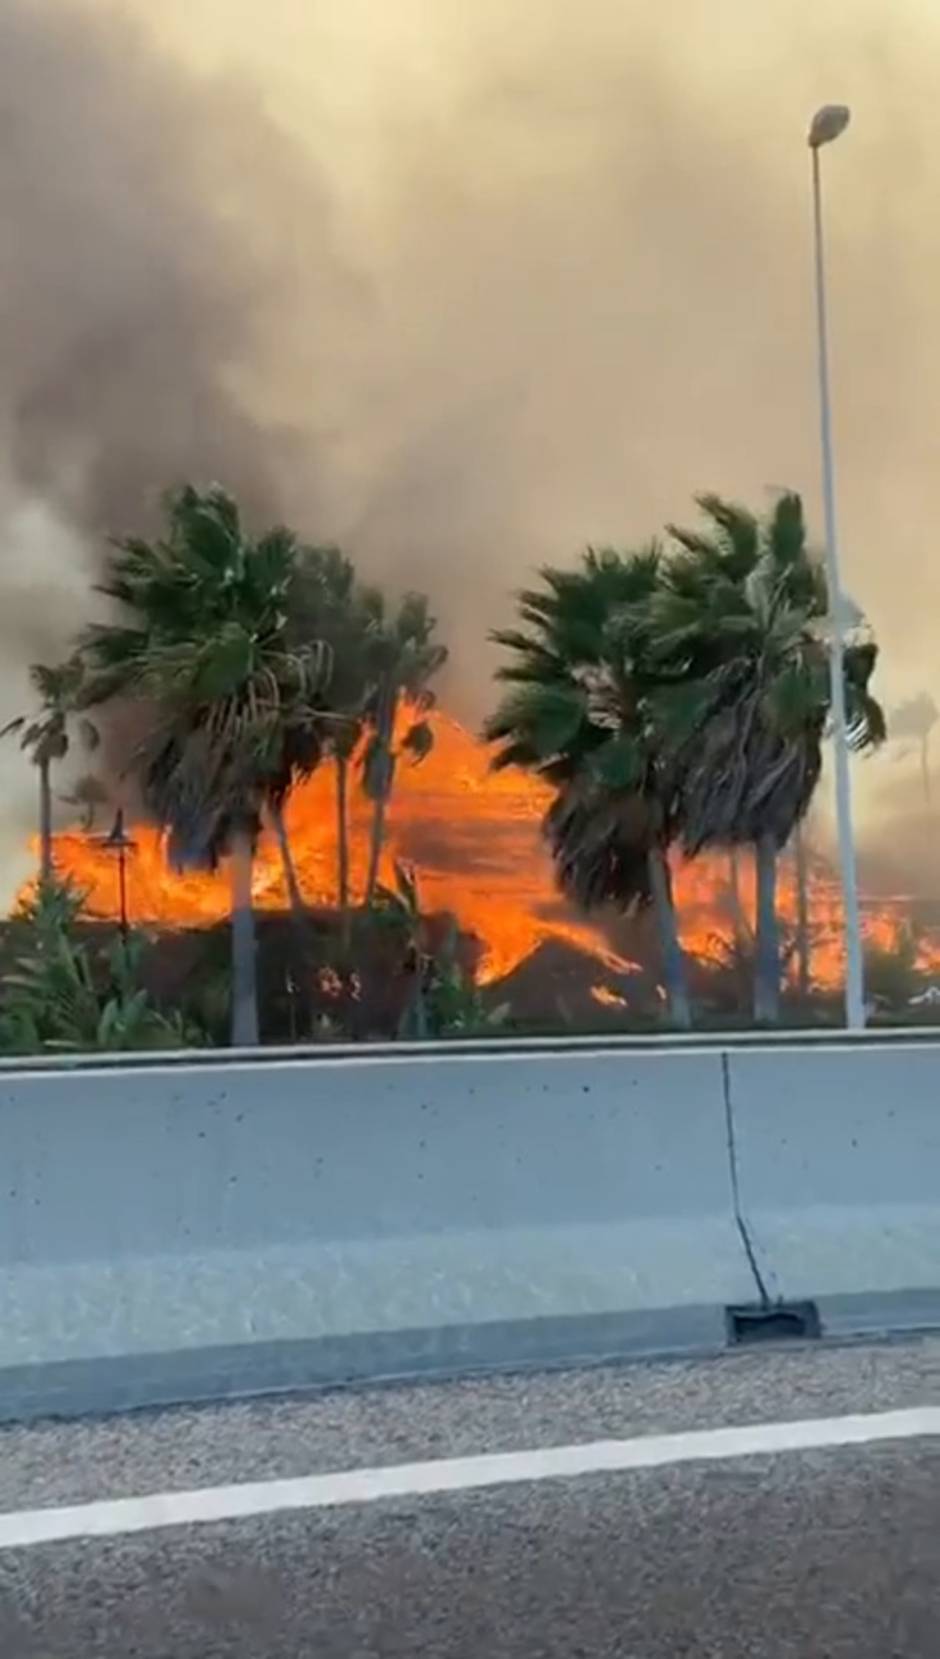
811,144 -> 865,1028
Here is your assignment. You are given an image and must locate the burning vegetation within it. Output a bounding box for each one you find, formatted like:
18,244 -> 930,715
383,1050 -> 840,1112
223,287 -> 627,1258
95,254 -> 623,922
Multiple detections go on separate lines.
23,704 -> 940,1011
32,708 -> 635,987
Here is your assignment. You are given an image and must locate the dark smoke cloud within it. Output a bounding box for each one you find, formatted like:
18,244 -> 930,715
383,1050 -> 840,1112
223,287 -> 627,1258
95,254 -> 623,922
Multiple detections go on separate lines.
0,0 -> 351,533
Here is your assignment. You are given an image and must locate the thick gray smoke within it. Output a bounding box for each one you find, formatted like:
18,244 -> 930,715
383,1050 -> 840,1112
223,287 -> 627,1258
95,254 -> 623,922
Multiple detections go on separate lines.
2,0 -> 940,897
0,0 -> 351,878
0,0 -> 356,533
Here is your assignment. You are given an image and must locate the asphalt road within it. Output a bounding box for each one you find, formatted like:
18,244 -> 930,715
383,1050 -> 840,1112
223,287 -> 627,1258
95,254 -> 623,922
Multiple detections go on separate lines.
3,1335 -> 940,1656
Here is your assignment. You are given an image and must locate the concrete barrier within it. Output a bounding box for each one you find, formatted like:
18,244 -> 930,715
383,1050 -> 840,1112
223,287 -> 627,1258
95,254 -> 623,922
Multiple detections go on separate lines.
725,1045 -> 940,1338
6,1038 -> 940,1420
0,1048 -> 747,1420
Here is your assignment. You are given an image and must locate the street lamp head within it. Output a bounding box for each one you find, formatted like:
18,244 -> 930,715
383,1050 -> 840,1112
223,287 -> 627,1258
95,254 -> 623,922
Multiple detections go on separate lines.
808,104 -> 851,149
101,807 -> 135,852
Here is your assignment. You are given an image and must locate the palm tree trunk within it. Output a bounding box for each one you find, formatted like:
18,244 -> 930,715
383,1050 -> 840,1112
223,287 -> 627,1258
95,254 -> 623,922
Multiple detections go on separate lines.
365,683 -> 397,909
793,820 -> 810,1002
647,846 -> 691,1030
38,756 -> 53,885
753,832 -> 780,1025
230,825 -> 259,1046
414,983 -> 429,1039
398,977 -> 429,1040
921,735 -> 931,812
336,753 -> 351,947
270,800 -> 315,1041
365,792 -> 387,906
270,802 -> 305,920
728,847 -> 746,949
724,846 -> 750,1011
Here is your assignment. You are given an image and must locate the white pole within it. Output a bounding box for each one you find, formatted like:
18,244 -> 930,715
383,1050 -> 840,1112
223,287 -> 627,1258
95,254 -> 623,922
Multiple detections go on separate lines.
810,140 -> 866,1029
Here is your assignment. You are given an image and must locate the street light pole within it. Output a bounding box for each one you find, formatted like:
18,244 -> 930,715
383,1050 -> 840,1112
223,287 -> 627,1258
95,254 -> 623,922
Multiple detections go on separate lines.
101,808 -> 136,944
808,103 -> 865,1030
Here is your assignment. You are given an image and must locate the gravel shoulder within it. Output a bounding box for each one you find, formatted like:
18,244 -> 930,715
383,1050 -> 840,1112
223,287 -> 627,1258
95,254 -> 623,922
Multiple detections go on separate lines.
4,1331 -> 940,1512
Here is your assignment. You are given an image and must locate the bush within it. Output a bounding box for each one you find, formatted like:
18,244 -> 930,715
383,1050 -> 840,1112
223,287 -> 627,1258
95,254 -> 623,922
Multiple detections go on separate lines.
0,880 -> 204,1053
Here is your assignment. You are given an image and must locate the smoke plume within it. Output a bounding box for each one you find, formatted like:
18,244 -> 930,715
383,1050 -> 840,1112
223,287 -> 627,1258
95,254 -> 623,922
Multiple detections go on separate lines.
2,0 -> 940,895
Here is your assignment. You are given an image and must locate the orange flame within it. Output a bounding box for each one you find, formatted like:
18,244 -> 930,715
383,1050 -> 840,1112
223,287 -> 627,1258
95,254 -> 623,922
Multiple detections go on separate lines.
591,984 -> 629,1008
19,708 -> 940,990
25,712 -> 637,983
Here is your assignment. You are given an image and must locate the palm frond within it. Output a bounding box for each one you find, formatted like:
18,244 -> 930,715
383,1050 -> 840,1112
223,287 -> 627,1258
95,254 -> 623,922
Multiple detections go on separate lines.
546,780 -> 657,913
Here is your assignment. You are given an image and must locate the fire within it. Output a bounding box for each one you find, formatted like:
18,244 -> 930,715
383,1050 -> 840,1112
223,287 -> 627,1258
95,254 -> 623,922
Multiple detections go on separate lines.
591,984 -> 629,1009
671,847 -> 940,989
29,711 -> 641,983
21,707 -> 940,990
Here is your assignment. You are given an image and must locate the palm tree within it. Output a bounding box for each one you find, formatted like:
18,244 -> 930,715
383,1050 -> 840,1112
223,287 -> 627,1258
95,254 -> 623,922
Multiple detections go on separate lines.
375,860 -> 431,1038
361,592 -> 447,907
289,547 -> 382,941
1,657 -> 99,883
261,543 -> 380,937
485,547 -> 692,1029
80,484 -> 331,1046
653,492 -> 884,1024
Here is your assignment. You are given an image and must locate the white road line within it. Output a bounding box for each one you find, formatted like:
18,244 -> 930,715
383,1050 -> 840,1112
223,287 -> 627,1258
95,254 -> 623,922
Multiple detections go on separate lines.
2,1406 -> 940,1552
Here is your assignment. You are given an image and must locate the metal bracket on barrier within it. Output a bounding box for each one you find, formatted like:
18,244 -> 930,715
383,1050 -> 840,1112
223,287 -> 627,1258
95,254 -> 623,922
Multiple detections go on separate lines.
725,1301 -> 821,1347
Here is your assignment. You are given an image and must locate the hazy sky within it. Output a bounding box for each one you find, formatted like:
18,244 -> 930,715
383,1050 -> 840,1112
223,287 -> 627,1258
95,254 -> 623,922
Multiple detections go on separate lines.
2,0 -> 939,892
